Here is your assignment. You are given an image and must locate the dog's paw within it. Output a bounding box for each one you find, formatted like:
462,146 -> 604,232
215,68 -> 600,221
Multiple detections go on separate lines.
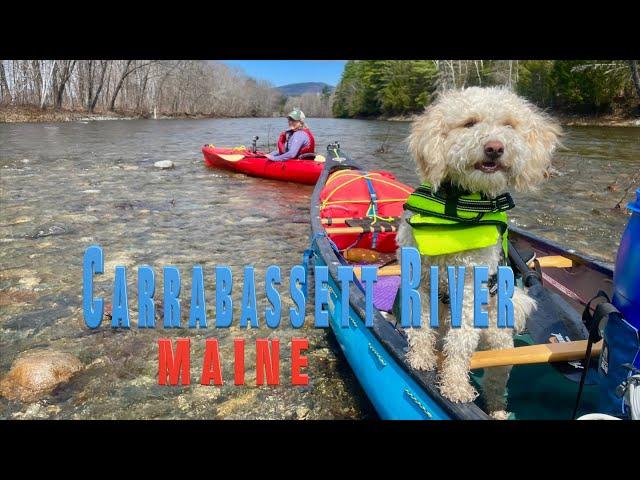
406,348 -> 437,371
438,379 -> 479,404
489,410 -> 511,420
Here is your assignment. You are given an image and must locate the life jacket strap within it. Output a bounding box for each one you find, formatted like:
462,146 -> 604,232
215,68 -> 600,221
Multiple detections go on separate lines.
412,184 -> 515,214
439,272 -> 499,305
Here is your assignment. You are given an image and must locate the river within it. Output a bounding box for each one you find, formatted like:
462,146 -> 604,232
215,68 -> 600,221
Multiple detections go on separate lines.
0,118 -> 638,419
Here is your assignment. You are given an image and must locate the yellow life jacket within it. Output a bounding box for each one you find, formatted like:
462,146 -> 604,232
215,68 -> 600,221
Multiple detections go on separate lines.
404,183 -> 514,257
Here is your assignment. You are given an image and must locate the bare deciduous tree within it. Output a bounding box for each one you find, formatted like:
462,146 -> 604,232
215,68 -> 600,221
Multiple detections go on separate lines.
0,61 -> 12,105
53,60 -> 76,110
0,60 -> 284,118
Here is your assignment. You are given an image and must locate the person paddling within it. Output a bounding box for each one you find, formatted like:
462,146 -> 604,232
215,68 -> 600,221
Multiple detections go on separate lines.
265,109 -> 315,161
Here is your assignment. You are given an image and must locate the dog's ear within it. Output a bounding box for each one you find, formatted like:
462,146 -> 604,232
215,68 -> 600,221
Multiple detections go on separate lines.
515,110 -> 563,191
408,104 -> 448,190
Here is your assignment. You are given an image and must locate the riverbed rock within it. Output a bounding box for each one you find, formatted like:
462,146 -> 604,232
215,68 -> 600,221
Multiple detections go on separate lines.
0,349 -> 83,402
296,406 -> 310,419
18,275 -> 41,288
2,216 -> 33,226
25,223 -> 72,239
154,160 -> 174,169
238,216 -> 269,225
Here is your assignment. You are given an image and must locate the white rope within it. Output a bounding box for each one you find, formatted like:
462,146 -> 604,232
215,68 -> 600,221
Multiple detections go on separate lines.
629,374 -> 640,421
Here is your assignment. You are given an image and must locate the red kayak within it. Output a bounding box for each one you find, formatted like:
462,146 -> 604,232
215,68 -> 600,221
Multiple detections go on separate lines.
202,145 -> 324,185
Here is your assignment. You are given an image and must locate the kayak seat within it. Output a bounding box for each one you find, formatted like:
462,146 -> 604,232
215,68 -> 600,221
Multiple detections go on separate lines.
298,152 -> 317,160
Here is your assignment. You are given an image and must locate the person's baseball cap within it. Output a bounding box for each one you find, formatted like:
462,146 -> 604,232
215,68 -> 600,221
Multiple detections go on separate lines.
287,109 -> 305,122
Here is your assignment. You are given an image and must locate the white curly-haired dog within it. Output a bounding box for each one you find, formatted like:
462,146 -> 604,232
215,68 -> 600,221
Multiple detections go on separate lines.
396,86 -> 562,419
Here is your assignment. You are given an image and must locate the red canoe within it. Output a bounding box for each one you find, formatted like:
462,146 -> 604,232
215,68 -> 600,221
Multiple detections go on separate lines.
202,145 -> 324,185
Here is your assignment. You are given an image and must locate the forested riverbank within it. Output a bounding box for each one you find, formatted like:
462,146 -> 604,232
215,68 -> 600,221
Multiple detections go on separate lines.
332,60 -> 640,122
0,60 -> 334,121
2,60 -> 639,125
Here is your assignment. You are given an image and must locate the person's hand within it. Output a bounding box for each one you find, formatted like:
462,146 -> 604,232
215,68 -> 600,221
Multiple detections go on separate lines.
265,154 -> 274,160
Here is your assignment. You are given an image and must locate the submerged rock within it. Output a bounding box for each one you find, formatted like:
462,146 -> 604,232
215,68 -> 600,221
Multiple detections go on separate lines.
154,160 -> 174,169
0,349 -> 83,402
1,215 -> 33,226
18,275 -> 41,288
296,406 -> 310,419
238,216 -> 269,225
25,223 -> 72,239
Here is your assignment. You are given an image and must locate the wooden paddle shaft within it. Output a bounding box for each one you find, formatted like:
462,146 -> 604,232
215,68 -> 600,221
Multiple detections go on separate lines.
353,265 -> 400,278
321,216 -> 400,225
469,339 -> 602,369
351,255 -> 573,279
325,225 -> 397,235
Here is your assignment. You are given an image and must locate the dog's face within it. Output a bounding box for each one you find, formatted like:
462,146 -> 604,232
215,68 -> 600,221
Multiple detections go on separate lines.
408,87 -> 562,196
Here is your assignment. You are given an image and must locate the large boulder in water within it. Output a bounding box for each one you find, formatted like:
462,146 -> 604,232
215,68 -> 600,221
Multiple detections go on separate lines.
0,349 -> 83,402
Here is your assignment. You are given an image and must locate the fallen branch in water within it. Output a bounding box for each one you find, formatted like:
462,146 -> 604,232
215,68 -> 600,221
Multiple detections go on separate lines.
614,172 -> 640,210
375,126 -> 392,153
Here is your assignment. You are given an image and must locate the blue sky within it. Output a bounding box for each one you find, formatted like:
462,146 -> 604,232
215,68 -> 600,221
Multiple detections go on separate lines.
221,60 -> 347,87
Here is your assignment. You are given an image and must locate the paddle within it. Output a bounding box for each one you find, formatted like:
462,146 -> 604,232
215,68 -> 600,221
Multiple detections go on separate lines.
508,240 -> 598,383
528,255 -> 573,269
218,152 -> 326,163
322,216 -> 401,225
469,339 -> 603,370
352,255 -> 577,280
217,154 -> 248,162
325,225 -> 398,235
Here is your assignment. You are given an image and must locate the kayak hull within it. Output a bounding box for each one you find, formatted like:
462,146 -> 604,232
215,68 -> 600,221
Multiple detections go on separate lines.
202,146 -> 323,185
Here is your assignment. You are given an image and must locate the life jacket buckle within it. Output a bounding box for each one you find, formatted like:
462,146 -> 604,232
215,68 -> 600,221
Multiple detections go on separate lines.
492,194 -> 515,212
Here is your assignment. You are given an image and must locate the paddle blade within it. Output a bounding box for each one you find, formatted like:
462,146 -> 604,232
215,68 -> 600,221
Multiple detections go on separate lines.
217,154 -> 246,162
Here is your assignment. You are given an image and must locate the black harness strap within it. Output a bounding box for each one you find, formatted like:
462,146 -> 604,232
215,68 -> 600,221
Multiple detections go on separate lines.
572,291 -> 620,419
444,194 -> 459,219
439,272 -> 499,305
412,184 -> 515,214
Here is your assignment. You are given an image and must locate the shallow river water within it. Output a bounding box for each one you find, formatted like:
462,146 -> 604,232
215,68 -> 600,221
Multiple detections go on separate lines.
0,118 -> 638,419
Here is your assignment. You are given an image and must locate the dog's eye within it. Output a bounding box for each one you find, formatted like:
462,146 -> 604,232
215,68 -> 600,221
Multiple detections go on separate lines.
503,122 -> 515,129
463,119 -> 477,128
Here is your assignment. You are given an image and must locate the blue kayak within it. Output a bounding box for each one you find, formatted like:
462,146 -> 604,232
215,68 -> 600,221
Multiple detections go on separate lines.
305,144 -> 620,420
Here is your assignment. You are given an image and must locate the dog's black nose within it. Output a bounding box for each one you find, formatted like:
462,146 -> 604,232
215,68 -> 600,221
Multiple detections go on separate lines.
484,141 -> 504,158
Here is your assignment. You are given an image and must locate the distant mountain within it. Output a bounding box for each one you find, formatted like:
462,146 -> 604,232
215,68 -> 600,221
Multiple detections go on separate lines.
276,82 -> 335,97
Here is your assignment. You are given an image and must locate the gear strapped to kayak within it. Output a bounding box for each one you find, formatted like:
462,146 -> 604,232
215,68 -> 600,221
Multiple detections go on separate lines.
319,169 -> 414,253
404,182 -> 515,258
